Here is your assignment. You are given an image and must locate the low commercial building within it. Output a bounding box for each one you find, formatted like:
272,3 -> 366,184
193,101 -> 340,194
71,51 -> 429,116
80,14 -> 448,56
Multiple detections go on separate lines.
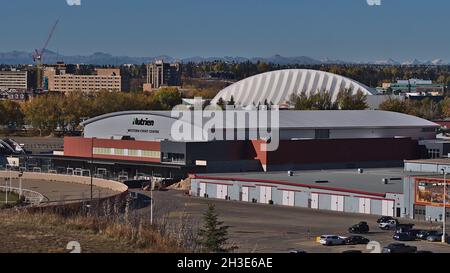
0,70 -> 27,90
383,79 -> 445,94
190,169 -> 417,218
44,67 -> 121,93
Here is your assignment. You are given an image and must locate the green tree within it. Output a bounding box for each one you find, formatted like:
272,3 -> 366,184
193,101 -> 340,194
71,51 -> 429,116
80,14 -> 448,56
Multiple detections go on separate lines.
197,204 -> 237,253
378,97 -> 408,113
336,89 -> 368,110
153,87 -> 182,110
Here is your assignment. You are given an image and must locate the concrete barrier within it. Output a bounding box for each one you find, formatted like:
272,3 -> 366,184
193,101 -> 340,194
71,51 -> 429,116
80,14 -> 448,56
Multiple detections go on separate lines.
0,171 -> 128,193
0,171 -> 128,211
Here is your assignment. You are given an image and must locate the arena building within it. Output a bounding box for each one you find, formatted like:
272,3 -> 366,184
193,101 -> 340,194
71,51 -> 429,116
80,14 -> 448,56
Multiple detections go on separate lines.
52,109 -> 440,179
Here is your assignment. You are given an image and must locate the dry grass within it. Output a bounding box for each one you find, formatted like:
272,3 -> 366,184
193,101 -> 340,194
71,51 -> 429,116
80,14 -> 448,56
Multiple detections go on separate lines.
0,208 -> 187,253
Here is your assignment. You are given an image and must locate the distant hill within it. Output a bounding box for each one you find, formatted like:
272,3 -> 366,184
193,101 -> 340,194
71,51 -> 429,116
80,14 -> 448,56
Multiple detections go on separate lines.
0,50 -> 448,66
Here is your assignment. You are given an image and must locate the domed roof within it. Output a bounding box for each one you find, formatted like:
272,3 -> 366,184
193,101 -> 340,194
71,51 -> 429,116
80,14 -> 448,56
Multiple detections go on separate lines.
211,69 -> 375,106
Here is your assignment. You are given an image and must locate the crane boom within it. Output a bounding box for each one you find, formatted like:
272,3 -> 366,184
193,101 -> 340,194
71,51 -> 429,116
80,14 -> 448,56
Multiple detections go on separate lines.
33,19 -> 59,62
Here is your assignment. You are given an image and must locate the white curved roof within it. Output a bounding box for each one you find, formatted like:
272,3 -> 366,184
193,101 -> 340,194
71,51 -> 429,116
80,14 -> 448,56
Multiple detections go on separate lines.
211,69 -> 376,106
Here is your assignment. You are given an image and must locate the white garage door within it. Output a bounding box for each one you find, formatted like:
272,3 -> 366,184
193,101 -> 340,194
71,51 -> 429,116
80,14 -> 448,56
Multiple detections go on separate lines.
216,184 -> 228,200
282,191 -> 295,207
199,183 -> 206,197
382,200 -> 394,217
241,187 -> 249,202
311,193 -> 319,209
259,186 -> 272,204
331,195 -> 344,212
359,198 -> 371,214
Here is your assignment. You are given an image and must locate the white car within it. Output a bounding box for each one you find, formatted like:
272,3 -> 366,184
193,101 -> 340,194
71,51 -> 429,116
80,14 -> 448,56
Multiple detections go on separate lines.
379,220 -> 398,230
319,235 -> 346,246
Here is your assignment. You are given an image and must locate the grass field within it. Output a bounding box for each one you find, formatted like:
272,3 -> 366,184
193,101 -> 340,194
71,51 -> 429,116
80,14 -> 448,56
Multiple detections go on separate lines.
0,191 -> 20,205
0,209 -> 187,253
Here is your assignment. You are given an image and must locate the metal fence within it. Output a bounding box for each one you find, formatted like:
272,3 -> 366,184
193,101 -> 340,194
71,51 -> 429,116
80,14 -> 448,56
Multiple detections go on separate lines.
0,186 -> 47,206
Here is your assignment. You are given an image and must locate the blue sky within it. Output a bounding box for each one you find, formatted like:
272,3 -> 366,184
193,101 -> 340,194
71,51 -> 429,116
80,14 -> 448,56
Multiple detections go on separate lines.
1,0 -> 449,61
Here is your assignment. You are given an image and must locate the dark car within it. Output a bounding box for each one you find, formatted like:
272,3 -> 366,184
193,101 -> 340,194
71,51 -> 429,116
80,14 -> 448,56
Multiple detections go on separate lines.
417,230 -> 440,240
377,216 -> 396,224
393,232 -> 417,241
382,243 -> 417,253
345,236 -> 370,245
348,222 -> 370,234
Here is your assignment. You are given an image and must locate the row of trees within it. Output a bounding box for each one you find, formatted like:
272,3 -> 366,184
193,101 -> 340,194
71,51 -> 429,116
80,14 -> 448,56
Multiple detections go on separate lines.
289,89 -> 368,110
0,88 -> 182,134
379,97 -> 450,120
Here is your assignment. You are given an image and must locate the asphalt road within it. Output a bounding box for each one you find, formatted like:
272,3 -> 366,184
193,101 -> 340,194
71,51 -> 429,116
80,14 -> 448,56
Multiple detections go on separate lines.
133,189 -> 450,253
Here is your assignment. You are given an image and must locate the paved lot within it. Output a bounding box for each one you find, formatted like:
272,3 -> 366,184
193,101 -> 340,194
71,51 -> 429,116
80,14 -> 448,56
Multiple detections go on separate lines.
134,189 -> 450,253
6,178 -> 117,203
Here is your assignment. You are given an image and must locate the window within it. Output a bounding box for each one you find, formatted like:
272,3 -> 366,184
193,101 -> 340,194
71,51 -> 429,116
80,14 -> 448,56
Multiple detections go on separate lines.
93,147 -> 112,155
114,149 -> 125,156
422,127 -> 436,133
428,149 -> 440,159
128,149 -> 139,157
141,150 -> 161,159
315,129 -> 330,139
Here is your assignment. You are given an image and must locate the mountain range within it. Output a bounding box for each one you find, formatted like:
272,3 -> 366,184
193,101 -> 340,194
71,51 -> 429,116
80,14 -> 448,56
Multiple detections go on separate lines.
0,50 -> 448,66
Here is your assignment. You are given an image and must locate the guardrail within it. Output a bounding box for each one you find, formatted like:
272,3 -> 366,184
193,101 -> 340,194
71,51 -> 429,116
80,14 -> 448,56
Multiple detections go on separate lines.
0,186 -> 47,206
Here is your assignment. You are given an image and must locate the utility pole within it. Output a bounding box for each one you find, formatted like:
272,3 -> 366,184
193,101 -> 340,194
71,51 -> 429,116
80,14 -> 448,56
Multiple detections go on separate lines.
90,137 -> 95,202
442,169 -> 448,244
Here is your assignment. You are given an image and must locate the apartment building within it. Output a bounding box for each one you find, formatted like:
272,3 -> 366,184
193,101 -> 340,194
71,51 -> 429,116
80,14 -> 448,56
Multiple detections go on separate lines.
44,67 -> 121,93
144,60 -> 182,91
0,70 -> 28,90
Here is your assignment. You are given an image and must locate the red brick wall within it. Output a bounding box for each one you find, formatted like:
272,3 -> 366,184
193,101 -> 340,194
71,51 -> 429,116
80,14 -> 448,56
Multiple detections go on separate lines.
64,137 -> 161,163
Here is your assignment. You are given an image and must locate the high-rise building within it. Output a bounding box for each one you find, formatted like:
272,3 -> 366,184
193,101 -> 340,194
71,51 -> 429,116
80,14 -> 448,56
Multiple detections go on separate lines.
44,66 -> 121,93
0,70 -> 28,90
144,60 -> 182,91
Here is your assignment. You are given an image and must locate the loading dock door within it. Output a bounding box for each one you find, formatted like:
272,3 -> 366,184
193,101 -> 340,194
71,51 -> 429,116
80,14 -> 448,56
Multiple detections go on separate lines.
311,193 -> 319,209
241,187 -> 249,202
216,185 -> 228,200
359,198 -> 371,214
259,186 -> 272,204
382,200 -> 394,217
282,191 -> 295,207
199,183 -> 206,197
331,195 -> 344,212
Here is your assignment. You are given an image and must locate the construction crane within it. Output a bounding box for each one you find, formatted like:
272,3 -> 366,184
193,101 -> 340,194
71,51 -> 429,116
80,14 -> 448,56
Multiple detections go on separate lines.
33,19 -> 59,90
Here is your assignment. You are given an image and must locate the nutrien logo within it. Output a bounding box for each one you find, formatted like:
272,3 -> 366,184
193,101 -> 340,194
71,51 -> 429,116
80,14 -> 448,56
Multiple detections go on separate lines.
132,118 -> 155,126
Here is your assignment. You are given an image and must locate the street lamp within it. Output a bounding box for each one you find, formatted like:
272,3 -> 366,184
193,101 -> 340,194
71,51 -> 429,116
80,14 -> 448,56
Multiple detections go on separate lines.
442,168 -> 448,244
90,137 -> 96,202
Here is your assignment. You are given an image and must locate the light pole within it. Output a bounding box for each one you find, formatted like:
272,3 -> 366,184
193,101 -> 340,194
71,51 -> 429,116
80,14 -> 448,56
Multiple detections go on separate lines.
150,177 -> 154,225
90,137 -> 96,202
442,168 -> 448,244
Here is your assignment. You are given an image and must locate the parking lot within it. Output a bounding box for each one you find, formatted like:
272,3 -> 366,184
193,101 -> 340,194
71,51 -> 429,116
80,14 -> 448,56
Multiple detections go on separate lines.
134,189 -> 450,253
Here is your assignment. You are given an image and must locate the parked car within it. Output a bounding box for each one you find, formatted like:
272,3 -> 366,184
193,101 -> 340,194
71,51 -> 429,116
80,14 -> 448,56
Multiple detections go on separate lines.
417,230 -> 440,240
348,222 -> 370,234
377,216 -> 397,224
382,243 -> 417,253
427,233 -> 449,242
396,224 -> 415,233
344,236 -> 370,245
379,220 -> 398,230
393,232 -> 417,241
319,235 -> 346,246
